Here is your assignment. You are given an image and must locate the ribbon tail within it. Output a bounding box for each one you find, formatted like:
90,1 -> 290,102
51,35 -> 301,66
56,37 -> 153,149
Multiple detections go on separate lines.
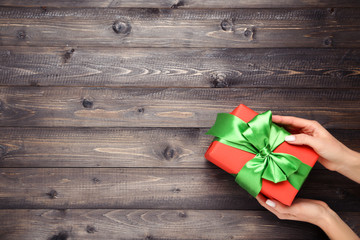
287,163 -> 312,190
263,153 -> 311,190
235,155 -> 265,197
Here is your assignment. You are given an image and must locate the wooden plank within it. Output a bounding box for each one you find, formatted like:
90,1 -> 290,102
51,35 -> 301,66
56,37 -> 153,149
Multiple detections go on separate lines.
0,127 -> 358,168
0,127 -> 210,168
0,0 -> 359,8
2,209 -> 359,240
0,168 -> 359,211
1,47 -> 359,88
1,8 -> 360,48
0,87 -> 359,129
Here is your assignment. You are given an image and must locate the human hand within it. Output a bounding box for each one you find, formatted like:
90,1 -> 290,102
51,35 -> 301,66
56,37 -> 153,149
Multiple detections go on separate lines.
256,194 -> 329,226
272,115 -> 360,183
256,194 -> 360,240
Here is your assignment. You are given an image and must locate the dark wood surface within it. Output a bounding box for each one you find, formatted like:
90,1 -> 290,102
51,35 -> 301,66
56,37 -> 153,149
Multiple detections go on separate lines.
0,1 -> 359,240
0,87 -> 359,128
0,168 -> 359,212
1,0 -> 360,8
3,209 -> 352,240
1,8 -> 360,48
0,127 -> 358,168
1,47 -> 359,88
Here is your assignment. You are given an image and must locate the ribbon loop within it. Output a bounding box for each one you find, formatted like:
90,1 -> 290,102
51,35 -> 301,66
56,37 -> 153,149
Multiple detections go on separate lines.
207,110 -> 309,197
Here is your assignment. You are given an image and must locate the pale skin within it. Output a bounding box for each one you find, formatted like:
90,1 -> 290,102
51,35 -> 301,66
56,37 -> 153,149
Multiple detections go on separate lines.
256,115 -> 360,240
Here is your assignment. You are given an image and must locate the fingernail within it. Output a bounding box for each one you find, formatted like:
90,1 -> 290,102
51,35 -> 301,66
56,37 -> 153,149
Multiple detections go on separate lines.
285,135 -> 296,142
266,199 -> 276,208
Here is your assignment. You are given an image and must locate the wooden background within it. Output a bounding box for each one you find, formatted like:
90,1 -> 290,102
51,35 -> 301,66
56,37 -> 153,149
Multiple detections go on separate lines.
0,0 -> 359,239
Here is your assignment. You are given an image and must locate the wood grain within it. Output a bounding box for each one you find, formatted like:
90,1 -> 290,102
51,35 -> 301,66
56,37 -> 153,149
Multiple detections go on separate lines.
0,127 -> 358,168
1,8 -> 360,48
1,1 -> 359,239
4,209 -> 357,240
0,168 -> 359,211
0,0 -> 359,8
1,47 -> 359,88
0,87 -> 359,128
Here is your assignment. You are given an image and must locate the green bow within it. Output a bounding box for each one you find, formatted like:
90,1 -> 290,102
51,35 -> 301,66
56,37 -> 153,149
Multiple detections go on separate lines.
206,110 -> 311,197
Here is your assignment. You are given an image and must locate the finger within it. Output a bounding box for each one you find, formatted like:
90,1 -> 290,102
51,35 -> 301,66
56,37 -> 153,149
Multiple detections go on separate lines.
272,115 -> 314,129
264,198 -> 298,219
256,194 -> 267,203
256,195 -> 282,216
256,195 -> 274,211
284,133 -> 321,151
257,197 -> 295,221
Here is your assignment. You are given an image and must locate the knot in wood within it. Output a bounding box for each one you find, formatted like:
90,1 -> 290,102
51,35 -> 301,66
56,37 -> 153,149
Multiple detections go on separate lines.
112,20 -> 131,35
178,211 -> 187,218
171,0 -> 185,9
92,177 -> 101,184
47,189 -> 58,199
17,30 -> 26,40
210,72 -> 228,88
63,48 -> 75,63
323,37 -> 332,47
86,225 -> 97,234
221,20 -> 233,31
327,8 -> 335,15
172,188 -> 181,193
163,146 -> 176,160
82,99 -> 93,108
243,27 -> 255,41
0,145 -> 7,159
244,29 -> 252,37
50,231 -> 69,240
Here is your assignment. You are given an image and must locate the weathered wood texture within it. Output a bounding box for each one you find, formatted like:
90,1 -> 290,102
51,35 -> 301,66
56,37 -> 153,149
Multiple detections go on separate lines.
0,0 -> 359,8
0,168 -> 359,211
1,8 -> 360,48
1,1 -> 359,239
1,47 -> 359,88
0,87 -> 359,128
0,127 -> 358,168
5,209 -> 358,240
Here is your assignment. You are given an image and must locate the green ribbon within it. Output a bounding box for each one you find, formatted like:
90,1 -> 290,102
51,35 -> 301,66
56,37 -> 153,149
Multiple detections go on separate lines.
206,110 -> 311,197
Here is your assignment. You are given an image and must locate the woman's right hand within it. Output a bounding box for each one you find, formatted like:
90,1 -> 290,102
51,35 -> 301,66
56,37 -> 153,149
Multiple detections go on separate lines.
256,195 -> 360,240
272,115 -> 360,183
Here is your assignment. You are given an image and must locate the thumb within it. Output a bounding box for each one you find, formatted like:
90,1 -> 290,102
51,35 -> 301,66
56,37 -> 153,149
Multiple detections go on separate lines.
285,133 -> 320,150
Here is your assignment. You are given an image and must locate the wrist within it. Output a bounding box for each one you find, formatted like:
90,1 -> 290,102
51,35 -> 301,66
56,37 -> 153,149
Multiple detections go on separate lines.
316,205 -> 338,231
316,205 -> 359,240
336,148 -> 360,183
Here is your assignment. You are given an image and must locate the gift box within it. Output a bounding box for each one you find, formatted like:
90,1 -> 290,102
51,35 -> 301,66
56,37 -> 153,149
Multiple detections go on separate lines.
205,104 -> 318,206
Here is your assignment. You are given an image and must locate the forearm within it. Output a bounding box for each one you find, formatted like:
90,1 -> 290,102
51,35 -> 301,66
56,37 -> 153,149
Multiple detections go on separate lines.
317,207 -> 359,240
336,148 -> 360,183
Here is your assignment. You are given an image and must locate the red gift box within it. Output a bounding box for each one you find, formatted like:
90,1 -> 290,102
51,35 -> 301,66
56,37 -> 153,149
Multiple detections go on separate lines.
205,104 -> 318,206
